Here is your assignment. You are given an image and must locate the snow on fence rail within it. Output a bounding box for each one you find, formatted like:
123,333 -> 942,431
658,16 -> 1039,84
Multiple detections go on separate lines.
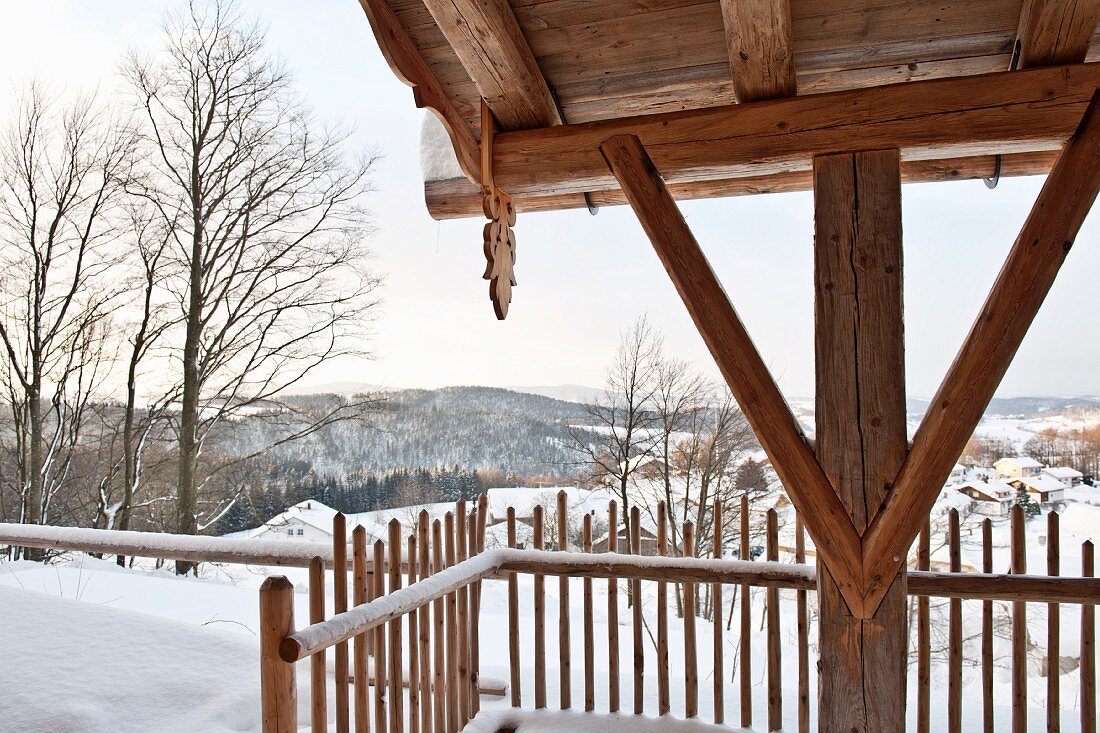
0,522 -> 344,569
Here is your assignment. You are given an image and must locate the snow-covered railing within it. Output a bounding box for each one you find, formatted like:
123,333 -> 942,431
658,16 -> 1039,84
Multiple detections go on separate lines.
0,522 -> 345,568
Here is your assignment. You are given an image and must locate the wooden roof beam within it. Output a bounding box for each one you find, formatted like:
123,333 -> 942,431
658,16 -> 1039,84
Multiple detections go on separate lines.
424,151 -> 1059,219
1015,0 -> 1100,68
720,0 -> 797,102
488,63 -> 1099,199
861,92 -> 1100,614
420,0 -> 561,130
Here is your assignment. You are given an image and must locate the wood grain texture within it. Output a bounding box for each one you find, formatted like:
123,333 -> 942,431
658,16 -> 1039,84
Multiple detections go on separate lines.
1047,511 -> 1061,733
352,529 -> 369,733
813,149 -> 908,732
1011,506 -> 1027,733
494,64 -> 1099,198
333,515 -> 350,733
1016,0 -> 1100,68
862,91 -> 1100,611
720,0 -> 796,102
599,133 -> 866,614
424,150 -> 1059,219
949,509 -> 962,733
420,0 -> 560,129
260,576 -> 297,733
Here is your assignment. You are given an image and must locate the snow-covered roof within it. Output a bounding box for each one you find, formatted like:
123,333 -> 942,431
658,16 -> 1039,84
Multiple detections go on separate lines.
954,480 -> 1016,500
251,500 -> 456,540
483,520 -> 534,548
994,456 -> 1043,469
1009,475 -> 1067,493
1043,466 -> 1083,479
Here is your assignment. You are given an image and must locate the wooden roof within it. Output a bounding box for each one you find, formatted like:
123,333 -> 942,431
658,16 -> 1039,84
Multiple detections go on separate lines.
359,0 -> 1100,218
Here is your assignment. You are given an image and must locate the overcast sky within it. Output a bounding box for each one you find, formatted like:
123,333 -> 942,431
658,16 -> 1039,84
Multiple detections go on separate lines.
2,0 -> 1098,399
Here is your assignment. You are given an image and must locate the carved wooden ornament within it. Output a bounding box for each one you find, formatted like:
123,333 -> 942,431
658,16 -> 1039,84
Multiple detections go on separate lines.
482,188 -> 517,320
480,100 -> 516,320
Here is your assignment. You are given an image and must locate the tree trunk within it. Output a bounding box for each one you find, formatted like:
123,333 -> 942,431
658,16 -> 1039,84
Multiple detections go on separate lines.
175,216 -> 203,575
814,149 -> 908,732
24,385 -> 44,561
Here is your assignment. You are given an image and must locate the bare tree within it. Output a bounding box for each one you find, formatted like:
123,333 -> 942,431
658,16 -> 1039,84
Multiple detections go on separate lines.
0,87 -> 132,548
569,316 -> 661,547
124,1 -> 381,570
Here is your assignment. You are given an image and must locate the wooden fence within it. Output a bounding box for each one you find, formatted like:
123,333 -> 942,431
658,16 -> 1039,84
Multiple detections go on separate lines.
262,494 -> 1100,733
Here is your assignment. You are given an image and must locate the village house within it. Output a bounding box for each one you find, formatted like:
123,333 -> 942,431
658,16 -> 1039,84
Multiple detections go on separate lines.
994,455 -> 1044,479
1009,475 -> 1067,507
249,499 -> 455,545
952,479 -> 1017,517
1043,466 -> 1085,488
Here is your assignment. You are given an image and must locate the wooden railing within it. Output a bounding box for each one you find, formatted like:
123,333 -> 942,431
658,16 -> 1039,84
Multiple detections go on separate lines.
261,495 -> 1100,733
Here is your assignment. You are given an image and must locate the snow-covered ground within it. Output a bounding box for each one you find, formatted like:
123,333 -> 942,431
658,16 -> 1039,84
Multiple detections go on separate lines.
2,531 -> 1097,732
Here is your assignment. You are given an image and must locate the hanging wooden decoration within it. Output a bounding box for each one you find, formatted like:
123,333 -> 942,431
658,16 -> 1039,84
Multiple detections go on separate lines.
480,101 -> 516,320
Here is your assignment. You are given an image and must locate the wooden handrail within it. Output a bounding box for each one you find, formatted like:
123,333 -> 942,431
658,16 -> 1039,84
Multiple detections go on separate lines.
279,546 -> 1100,665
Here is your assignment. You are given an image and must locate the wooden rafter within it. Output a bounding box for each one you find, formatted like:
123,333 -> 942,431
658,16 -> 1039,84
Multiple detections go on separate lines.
424,151 -> 1059,220
355,0 -> 480,181
1015,0 -> 1100,68
599,133 -> 867,614
490,63 -> 1099,198
861,92 -> 1100,614
420,0 -> 561,130
719,0 -> 797,102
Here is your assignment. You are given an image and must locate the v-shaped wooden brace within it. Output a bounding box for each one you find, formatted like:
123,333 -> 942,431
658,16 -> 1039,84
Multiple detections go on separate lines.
600,90 -> 1100,619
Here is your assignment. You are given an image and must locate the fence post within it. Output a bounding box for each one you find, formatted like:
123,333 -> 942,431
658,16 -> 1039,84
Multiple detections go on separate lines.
260,576 -> 297,733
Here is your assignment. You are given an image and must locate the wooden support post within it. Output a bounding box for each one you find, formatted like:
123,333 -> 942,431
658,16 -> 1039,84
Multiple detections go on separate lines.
795,515 -> 809,733
533,504 -> 547,710
388,521 -> 405,733
713,500 -> 726,725
444,513 -> 458,731
949,509 -> 962,733
683,520 -> 698,719
373,541 -> 388,733
657,501 -> 670,716
408,534 -> 421,733
1011,505 -> 1027,733
556,490 -> 571,710
431,520 -> 446,733
982,519 -> 994,733
418,513 -> 433,733
261,576 -> 297,733
455,503 -> 469,727
739,495 -> 752,729
765,510 -> 780,730
813,148 -> 908,733
334,514 -> 350,733
607,500 -> 620,713
507,507 -> 521,708
918,523 -> 931,733
1047,510 -> 1060,733
352,529 -> 369,733
1083,541 -> 1096,733
631,506 -> 644,715
583,514 -> 595,713
308,557 -> 328,733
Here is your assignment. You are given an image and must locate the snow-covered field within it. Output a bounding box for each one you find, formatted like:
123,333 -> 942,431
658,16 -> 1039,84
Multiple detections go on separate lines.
2,520 -> 1097,733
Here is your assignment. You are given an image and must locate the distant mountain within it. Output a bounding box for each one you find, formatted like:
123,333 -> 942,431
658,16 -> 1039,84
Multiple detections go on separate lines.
508,384 -> 602,404
216,385 -> 594,477
907,396 -> 1100,419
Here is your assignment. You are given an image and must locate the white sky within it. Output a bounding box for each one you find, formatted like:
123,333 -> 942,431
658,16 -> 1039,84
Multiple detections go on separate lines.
1,0 -> 1098,399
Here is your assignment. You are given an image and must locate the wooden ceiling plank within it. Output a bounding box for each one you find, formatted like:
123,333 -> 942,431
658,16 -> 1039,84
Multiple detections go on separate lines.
861,92 -> 1100,614
489,63 -> 1099,198
1015,0 -> 1100,68
424,151 -> 1059,219
720,0 -> 797,101
599,133 -> 867,615
420,0 -> 562,129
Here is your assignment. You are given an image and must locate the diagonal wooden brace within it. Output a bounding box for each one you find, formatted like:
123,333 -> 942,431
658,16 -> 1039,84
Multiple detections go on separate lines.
600,133 -> 868,615
861,91 -> 1100,614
